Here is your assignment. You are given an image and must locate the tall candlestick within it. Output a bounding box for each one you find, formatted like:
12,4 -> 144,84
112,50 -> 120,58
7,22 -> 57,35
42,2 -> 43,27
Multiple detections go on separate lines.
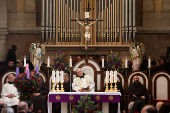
52,70 -> 55,82
47,56 -> 50,66
26,64 -> 29,73
102,56 -> 104,68
125,57 -> 128,68
110,70 -> 113,83
27,69 -> 30,79
114,71 -> 117,82
24,56 -> 26,66
70,56 -> 72,67
16,67 -> 19,77
106,71 -> 109,82
36,66 -> 39,74
60,71 -> 64,82
56,70 -> 59,82
148,56 -> 151,67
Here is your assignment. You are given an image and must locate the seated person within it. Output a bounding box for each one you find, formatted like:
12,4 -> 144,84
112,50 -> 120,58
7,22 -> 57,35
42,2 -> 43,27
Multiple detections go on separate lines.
32,81 -> 47,113
127,76 -> 149,104
1,107 -> 14,113
0,100 -> 6,112
72,68 -> 95,92
16,60 -> 24,73
1,74 -> 19,113
0,61 -> 15,76
104,77 -> 124,113
52,73 -> 71,113
26,101 -> 33,113
17,101 -> 28,113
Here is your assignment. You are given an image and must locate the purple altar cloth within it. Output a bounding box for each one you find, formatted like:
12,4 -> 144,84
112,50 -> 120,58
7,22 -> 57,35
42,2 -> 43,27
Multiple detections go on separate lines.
49,92 -> 120,103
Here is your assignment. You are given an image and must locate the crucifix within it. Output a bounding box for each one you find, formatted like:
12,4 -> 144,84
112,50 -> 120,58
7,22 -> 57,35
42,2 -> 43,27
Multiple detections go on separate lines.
71,6 -> 103,58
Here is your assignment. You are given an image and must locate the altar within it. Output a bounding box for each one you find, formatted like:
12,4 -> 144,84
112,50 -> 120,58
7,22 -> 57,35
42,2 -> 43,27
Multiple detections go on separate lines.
48,92 -> 121,113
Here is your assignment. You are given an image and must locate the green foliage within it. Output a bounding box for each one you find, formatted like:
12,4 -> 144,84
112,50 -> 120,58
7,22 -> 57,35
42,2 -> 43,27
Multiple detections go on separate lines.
72,95 -> 98,113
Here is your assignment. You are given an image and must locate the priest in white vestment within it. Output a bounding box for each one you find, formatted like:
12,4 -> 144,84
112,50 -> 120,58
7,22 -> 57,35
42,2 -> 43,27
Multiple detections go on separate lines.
1,74 -> 19,113
72,68 -> 95,92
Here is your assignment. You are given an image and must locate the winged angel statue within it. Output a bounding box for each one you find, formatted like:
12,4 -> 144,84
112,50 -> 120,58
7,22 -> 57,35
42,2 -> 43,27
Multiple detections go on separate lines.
129,42 -> 145,71
29,43 -> 46,70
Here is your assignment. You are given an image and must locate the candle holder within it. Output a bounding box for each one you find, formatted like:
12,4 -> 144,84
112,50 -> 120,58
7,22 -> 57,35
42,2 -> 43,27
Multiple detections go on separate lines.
60,81 -> 65,92
51,81 -> 56,92
56,82 -> 60,92
46,66 -> 50,81
113,82 -> 118,92
109,82 -> 114,92
23,66 -> 26,72
147,67 -> 151,79
124,67 -> 129,80
105,82 -> 109,92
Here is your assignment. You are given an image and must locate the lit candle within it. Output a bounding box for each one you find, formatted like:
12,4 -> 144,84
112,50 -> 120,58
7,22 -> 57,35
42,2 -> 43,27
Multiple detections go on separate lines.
110,70 -> 113,83
102,56 -> 104,68
36,66 -> 39,74
27,69 -> 30,79
148,56 -> 151,67
106,71 -> 109,82
125,57 -> 128,68
16,67 -> 19,77
24,56 -> 26,66
114,71 -> 117,82
56,70 -> 59,82
70,56 -> 72,67
26,64 -> 28,73
60,71 -> 64,82
52,70 -> 55,82
47,56 -> 50,66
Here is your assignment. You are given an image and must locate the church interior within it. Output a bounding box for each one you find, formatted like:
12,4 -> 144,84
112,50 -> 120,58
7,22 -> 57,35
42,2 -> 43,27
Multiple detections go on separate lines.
0,0 -> 170,113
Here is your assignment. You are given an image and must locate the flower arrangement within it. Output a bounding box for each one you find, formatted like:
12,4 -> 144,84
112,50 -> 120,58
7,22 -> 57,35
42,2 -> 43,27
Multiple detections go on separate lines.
72,95 -> 98,113
14,72 -> 42,101
105,51 -> 124,73
50,50 -> 69,73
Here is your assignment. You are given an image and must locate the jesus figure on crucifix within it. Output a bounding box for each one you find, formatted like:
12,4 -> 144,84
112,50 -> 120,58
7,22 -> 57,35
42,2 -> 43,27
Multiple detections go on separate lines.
76,12 -> 98,50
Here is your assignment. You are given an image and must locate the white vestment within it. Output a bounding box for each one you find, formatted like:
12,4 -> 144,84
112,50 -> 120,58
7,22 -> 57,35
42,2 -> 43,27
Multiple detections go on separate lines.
72,75 -> 95,92
1,83 -> 19,106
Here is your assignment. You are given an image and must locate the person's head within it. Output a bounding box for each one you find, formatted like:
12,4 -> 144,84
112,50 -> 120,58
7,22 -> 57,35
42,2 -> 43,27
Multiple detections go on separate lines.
141,105 -> 157,113
0,100 -> 6,109
156,101 -> 163,112
143,56 -> 147,60
131,100 -> 144,113
156,60 -> 160,67
64,73 -> 69,83
160,55 -> 164,60
159,103 -> 170,113
77,56 -> 81,61
26,101 -> 33,112
8,74 -> 15,83
160,59 -> 165,65
12,45 -> 17,51
8,61 -> 14,67
128,61 -> 132,68
1,107 -> 14,113
76,68 -> 83,77
17,101 -> 28,113
133,76 -> 139,83
128,101 -> 134,112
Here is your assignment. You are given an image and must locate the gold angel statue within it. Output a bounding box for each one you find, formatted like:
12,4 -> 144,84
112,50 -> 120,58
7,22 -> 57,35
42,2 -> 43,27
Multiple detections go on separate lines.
129,42 -> 145,71
29,43 -> 46,70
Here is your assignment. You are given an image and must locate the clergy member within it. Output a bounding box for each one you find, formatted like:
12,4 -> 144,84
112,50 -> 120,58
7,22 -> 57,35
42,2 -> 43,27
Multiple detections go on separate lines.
127,75 -> 149,104
1,74 -> 19,113
104,76 -> 124,113
72,68 -> 95,92
52,73 -> 71,113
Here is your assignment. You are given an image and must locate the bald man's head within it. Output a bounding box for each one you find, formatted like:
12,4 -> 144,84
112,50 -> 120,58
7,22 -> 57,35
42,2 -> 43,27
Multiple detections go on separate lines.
156,101 -> 163,112
0,100 -> 5,109
17,101 -> 28,113
141,105 -> 157,113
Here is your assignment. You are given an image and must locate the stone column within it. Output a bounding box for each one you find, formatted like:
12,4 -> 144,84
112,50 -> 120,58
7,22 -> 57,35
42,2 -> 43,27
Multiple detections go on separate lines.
0,0 -> 8,62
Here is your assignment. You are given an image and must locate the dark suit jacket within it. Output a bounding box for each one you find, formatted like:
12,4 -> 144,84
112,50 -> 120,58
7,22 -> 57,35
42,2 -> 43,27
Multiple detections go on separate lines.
27,111 -> 32,113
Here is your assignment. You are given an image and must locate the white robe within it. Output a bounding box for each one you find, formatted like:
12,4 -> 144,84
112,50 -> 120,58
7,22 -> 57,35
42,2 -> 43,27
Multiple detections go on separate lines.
72,75 -> 95,92
1,83 -> 19,106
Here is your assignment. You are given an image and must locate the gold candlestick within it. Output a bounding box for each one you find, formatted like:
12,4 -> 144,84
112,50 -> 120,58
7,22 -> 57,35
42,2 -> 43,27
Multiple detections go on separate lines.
113,82 -> 118,92
60,81 -> 65,92
109,82 -> 114,92
51,82 -> 56,92
105,82 -> 109,92
56,82 -> 60,92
